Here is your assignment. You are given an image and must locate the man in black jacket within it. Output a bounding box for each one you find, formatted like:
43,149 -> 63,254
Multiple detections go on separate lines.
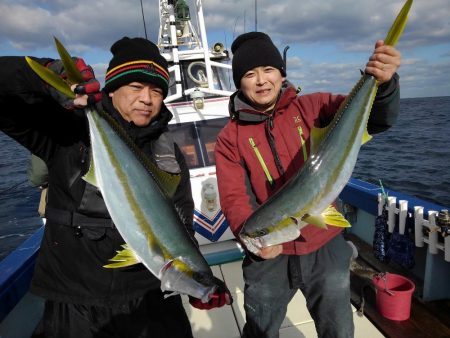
0,37 -> 230,338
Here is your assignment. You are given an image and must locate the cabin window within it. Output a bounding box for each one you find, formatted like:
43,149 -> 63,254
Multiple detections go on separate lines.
166,61 -> 233,99
169,117 -> 229,169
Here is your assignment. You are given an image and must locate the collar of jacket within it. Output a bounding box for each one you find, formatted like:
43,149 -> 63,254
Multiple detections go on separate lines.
229,81 -> 298,123
100,91 -> 173,147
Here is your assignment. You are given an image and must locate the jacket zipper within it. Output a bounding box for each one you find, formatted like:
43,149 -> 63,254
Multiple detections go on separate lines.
248,137 -> 275,187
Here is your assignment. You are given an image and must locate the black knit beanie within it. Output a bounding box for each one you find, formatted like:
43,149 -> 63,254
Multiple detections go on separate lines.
104,37 -> 169,98
231,32 -> 286,88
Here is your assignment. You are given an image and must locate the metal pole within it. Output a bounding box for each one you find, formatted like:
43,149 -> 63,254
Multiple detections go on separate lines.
140,0 -> 148,39
255,0 -> 257,31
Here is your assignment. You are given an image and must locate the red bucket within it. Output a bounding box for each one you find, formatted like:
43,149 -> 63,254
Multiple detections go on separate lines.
372,273 -> 415,321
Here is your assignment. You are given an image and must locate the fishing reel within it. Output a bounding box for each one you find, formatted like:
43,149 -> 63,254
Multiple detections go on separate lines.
436,209 -> 450,238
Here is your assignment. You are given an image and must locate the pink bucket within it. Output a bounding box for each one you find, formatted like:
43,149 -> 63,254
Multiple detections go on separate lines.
372,273 -> 415,321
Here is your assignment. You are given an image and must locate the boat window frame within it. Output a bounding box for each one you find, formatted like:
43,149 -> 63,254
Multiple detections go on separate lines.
168,117 -> 229,169
167,59 -> 233,101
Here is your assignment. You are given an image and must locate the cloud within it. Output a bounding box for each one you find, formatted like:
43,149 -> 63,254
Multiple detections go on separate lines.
0,0 -> 448,98
0,1 -> 159,52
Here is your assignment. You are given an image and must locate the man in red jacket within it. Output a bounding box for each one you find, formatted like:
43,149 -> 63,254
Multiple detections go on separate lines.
215,32 -> 401,338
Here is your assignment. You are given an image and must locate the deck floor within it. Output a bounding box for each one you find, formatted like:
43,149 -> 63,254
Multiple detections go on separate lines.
7,244 -> 446,337
182,260 -> 384,338
347,234 -> 450,338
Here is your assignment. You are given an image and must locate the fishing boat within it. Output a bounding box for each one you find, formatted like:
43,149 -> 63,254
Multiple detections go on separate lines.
1,1 -> 449,337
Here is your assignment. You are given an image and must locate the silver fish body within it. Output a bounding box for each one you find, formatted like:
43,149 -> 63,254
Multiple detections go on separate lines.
86,107 -> 217,302
240,76 -> 377,252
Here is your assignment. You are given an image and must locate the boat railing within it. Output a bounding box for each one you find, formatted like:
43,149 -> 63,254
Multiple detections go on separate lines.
379,194 -> 450,262
339,178 -> 450,301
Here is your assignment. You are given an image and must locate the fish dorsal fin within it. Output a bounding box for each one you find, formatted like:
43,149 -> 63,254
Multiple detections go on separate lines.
82,149 -> 98,187
91,106 -> 182,199
309,124 -> 332,155
147,159 -> 181,199
309,77 -> 361,155
362,129 -> 373,145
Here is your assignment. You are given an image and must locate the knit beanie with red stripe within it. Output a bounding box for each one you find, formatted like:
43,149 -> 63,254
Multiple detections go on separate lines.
104,37 -> 169,98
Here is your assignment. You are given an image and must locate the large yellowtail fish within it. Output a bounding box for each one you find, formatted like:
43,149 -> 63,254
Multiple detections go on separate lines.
239,0 -> 413,254
26,39 -> 222,302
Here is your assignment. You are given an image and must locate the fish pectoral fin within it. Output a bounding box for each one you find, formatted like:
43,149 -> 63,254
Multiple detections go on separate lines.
322,205 -> 352,228
301,206 -> 351,229
301,214 -> 328,229
163,291 -> 180,299
361,129 -> 373,145
103,244 -> 140,268
288,216 -> 309,230
161,257 -> 192,276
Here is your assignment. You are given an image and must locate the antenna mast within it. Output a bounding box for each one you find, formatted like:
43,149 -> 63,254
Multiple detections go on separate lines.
255,0 -> 257,31
158,0 -> 201,50
140,0 -> 148,39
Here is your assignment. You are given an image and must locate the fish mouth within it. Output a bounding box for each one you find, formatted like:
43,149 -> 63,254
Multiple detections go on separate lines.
159,258 -> 217,303
240,222 -> 301,255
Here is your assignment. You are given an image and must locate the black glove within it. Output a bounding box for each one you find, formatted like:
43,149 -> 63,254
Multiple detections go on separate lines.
45,57 -> 102,109
189,277 -> 233,310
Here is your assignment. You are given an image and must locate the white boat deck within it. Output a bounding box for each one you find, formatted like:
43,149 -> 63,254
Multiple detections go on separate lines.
182,260 -> 385,338
0,252 -> 385,338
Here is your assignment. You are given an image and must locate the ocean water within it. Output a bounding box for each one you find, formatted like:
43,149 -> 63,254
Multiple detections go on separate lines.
0,96 -> 449,260
0,134 -> 42,261
353,96 -> 450,207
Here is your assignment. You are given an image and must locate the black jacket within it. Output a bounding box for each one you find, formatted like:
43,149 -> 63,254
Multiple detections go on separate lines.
0,56 -> 195,305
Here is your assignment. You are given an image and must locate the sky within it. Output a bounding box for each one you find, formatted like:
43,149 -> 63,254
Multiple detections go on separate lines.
0,0 -> 449,98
